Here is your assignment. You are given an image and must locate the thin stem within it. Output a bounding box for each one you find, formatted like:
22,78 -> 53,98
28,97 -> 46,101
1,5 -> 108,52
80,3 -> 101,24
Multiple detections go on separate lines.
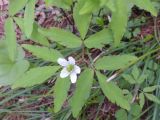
105,46 -> 160,82
131,84 -> 140,103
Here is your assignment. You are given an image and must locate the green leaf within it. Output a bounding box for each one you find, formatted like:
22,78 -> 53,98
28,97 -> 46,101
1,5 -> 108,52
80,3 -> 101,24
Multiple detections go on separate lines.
70,69 -> 94,117
0,60 -> 29,86
45,0 -> 73,9
96,72 -> 130,110
24,0 -> 36,38
130,103 -> 141,116
9,0 -> 28,16
31,23 -> 49,46
0,49 -> 11,64
138,74 -> 147,84
0,42 -> 29,86
14,17 -> 24,30
73,0 -> 92,39
110,0 -> 128,46
12,66 -> 60,88
131,0 -> 157,16
145,93 -> 160,104
143,85 -> 158,93
79,0 -> 100,15
0,64 -> 12,77
95,55 -> 138,70
45,0 -> 53,6
122,74 -> 136,84
14,17 -> 49,46
132,66 -> 140,80
39,27 -> 82,48
63,0 -> 73,6
22,44 -> 62,62
105,0 -> 116,12
115,109 -> 127,120
0,40 -> 5,49
84,29 -> 113,48
139,93 -> 145,109
0,44 -> 25,64
54,77 -> 71,112
4,18 -> 17,61
123,90 -> 133,102
100,0 -> 108,7
16,47 -> 26,61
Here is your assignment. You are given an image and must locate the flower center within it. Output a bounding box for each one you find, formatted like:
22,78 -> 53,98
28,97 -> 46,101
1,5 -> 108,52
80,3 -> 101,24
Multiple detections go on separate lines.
66,64 -> 74,72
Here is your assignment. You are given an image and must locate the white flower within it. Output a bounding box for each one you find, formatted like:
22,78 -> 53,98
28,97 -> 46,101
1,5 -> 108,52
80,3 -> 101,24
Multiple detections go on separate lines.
57,56 -> 81,83
107,15 -> 111,22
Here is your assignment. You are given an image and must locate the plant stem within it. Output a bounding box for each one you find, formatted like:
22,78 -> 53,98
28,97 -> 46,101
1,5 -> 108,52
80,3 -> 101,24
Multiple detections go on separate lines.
106,46 -> 160,82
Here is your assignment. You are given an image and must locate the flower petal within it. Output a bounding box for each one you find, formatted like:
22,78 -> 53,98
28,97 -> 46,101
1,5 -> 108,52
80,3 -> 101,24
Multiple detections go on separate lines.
57,58 -> 68,66
70,72 -> 77,83
60,68 -> 70,78
74,65 -> 81,74
107,15 -> 112,22
68,56 -> 75,65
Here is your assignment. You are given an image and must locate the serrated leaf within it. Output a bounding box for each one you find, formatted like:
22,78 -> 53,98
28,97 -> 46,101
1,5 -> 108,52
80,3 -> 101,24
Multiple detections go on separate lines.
70,69 -> 94,117
4,18 -> 17,61
0,44 -> 25,64
130,103 -> 141,116
0,42 -> 28,86
54,77 -> 71,112
31,23 -> 49,46
122,74 -> 136,84
14,17 -> 49,46
139,93 -> 145,109
39,27 -> 82,48
12,66 -> 60,88
0,60 -> 30,86
24,0 -> 36,38
73,0 -> 92,39
115,109 -> 127,120
9,0 -> 28,16
110,0 -> 128,46
148,60 -> 158,70
96,72 -> 130,110
84,29 -> 113,48
145,93 -> 160,104
79,0 -> 100,15
95,55 -> 138,70
143,86 -> 158,93
22,44 -> 62,62
138,74 -> 147,84
132,66 -> 140,80
131,0 -> 157,16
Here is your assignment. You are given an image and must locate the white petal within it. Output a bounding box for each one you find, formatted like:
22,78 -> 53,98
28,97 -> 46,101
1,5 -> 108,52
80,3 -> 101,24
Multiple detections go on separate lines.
108,15 -> 112,22
57,58 -> 68,66
60,68 -> 70,78
68,56 -> 75,65
74,65 -> 81,74
70,72 -> 77,83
